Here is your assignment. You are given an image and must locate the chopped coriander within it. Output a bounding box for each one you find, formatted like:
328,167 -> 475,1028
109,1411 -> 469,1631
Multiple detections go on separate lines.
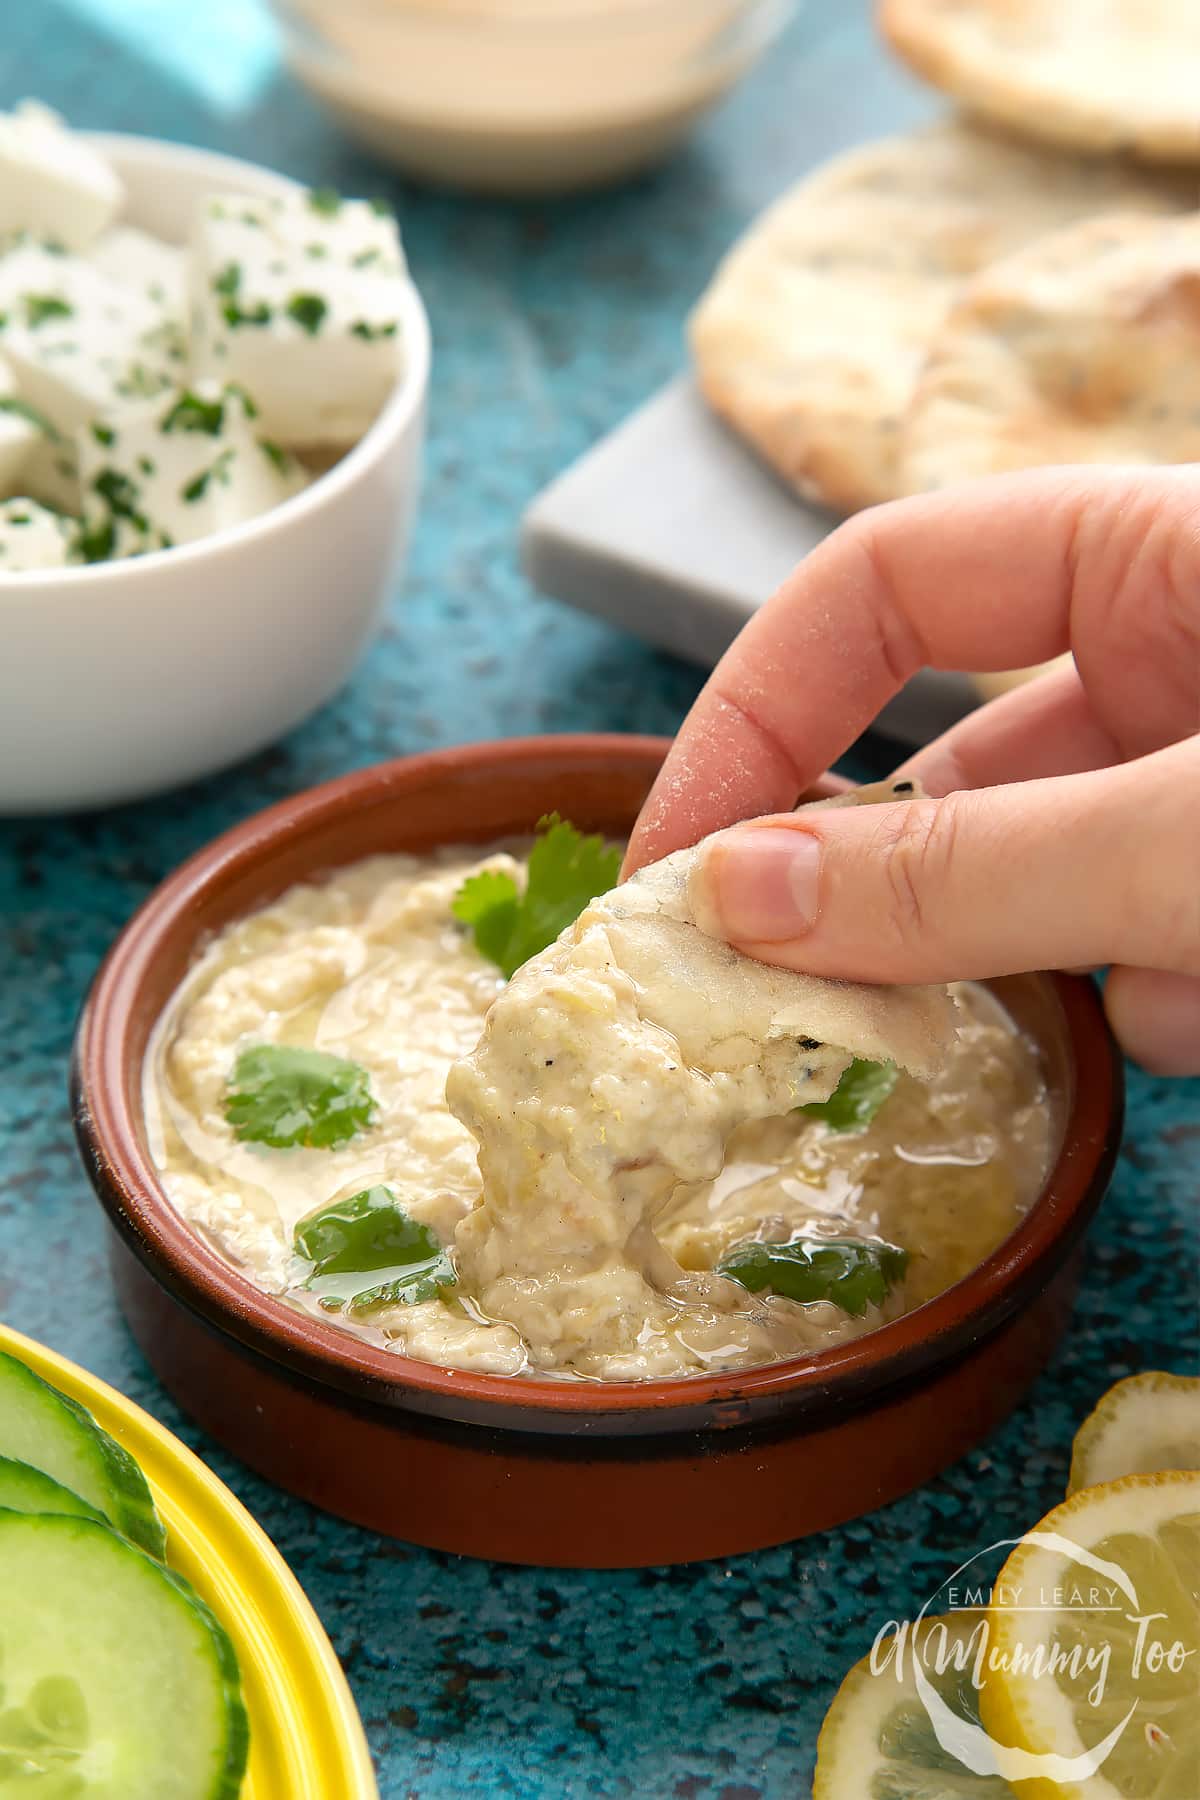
308,186 -> 342,216
452,814 -> 621,980
717,1236 -> 908,1316
73,516 -> 115,563
223,383 -> 258,420
369,196 -> 393,217
137,455 -> 156,477
225,1044 -> 376,1149
92,468 -> 149,535
258,439 -> 291,475
305,243 -> 328,260
221,299 -> 272,329
23,293 -> 72,328
213,262 -> 241,298
352,247 -> 382,268
181,447 -> 235,504
0,395 -> 60,440
7,510 -> 31,525
293,1186 -> 456,1314
286,292 -> 328,336
161,390 -> 225,436
798,1059 -> 899,1133
90,422 -> 116,447
350,319 -> 398,341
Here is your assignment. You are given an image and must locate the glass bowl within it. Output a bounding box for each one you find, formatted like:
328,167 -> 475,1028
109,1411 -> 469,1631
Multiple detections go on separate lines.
269,0 -> 797,192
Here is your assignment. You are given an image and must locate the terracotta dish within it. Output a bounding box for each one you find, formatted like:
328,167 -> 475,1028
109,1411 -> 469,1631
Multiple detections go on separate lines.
72,735 -> 1124,1567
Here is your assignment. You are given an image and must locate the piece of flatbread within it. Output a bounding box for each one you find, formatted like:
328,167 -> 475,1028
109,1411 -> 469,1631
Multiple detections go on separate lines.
898,212 -> 1200,494
688,120 -> 1192,513
880,0 -> 1200,166
608,847 -> 960,1079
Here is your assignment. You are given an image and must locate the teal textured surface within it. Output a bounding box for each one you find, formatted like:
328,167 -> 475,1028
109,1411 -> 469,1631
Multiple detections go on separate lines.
1,5 -> 1197,1796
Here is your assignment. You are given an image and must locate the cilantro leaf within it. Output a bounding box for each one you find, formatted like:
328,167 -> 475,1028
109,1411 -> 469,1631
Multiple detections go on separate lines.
24,293 -> 72,328
161,390 -> 225,436
798,1058 -> 898,1133
294,1185 -> 456,1313
718,1236 -> 908,1316
451,814 -> 621,980
285,292 -> 328,336
225,1045 -> 375,1149
307,186 -> 342,216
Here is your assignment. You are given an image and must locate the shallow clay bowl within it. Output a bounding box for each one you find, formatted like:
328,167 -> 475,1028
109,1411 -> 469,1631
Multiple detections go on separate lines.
73,735 -> 1124,1567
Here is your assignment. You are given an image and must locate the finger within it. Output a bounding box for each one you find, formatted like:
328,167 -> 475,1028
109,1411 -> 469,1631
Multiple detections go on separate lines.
897,659 -> 1121,795
626,465 -> 1200,871
688,736 -> 1200,985
1105,967 -> 1200,1076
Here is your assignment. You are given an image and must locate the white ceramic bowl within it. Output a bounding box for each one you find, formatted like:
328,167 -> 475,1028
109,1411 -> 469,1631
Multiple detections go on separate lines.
0,134 -> 430,814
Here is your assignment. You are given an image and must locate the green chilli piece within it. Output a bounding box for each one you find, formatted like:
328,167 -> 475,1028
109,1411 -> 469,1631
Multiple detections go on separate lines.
295,1186 -> 456,1314
224,1044 -> 375,1149
0,1352 -> 165,1559
0,1511 -> 248,1799
717,1236 -> 908,1317
798,1058 -> 899,1132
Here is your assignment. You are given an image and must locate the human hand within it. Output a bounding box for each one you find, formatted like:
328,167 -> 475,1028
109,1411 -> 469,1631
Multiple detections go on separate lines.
624,467 -> 1200,1074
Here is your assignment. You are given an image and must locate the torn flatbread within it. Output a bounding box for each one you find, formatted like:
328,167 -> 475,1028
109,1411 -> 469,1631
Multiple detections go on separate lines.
899,212 -> 1200,493
688,119 -> 1192,513
880,0 -> 1200,165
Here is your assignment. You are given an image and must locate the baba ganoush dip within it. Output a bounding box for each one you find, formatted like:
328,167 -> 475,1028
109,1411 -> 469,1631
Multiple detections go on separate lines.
146,843 -> 1056,1381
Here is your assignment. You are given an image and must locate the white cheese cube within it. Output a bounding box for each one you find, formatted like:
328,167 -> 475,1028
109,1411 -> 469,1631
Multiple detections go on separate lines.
0,244 -> 178,438
189,188 -> 408,446
0,355 -> 39,493
0,496 -> 75,572
89,224 -> 187,320
0,101 -> 122,251
76,382 -> 309,559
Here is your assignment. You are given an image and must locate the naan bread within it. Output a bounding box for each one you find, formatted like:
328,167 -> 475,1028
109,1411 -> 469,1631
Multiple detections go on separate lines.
688,121 -> 1191,513
610,841 -> 960,1080
899,212 -> 1200,494
880,0 -> 1200,165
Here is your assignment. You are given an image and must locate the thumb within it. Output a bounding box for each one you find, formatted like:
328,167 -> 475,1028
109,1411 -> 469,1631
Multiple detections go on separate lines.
689,739 -> 1200,985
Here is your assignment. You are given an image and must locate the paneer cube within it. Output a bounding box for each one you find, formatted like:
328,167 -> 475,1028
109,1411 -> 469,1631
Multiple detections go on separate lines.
189,187 -> 408,446
0,243 -> 179,439
89,223 -> 187,325
76,382 -> 308,559
0,495 -> 75,572
0,101 -> 122,251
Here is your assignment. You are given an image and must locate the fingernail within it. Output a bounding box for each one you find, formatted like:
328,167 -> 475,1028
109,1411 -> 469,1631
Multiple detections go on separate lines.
693,829 -> 822,943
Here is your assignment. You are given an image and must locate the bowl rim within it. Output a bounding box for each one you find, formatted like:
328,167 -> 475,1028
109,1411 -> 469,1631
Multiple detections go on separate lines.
0,130 -> 431,601
73,733 -> 1124,1425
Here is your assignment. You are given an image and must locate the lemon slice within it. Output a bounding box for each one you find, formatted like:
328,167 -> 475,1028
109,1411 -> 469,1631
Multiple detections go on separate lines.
1068,1372 -> 1200,1494
814,1611 -> 1015,1797
981,1470 -> 1200,1800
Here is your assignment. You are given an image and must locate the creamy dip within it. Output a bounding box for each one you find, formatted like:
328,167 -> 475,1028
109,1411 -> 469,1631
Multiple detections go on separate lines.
146,845 -> 1055,1381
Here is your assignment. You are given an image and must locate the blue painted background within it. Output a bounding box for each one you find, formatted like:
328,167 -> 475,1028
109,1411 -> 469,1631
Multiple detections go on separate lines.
0,4 -> 1196,1794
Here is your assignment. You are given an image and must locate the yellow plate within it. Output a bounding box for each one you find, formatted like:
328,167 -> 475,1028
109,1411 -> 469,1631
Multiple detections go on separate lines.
0,1322 -> 379,1800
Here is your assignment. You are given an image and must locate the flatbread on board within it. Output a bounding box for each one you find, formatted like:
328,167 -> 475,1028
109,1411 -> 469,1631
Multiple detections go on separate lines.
899,212 -> 1200,493
688,120 -> 1192,513
880,0 -> 1200,166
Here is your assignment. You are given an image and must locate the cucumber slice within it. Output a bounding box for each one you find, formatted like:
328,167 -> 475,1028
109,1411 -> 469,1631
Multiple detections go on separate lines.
0,1455 -> 105,1524
0,1351 -> 165,1560
0,1511 -> 248,1799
